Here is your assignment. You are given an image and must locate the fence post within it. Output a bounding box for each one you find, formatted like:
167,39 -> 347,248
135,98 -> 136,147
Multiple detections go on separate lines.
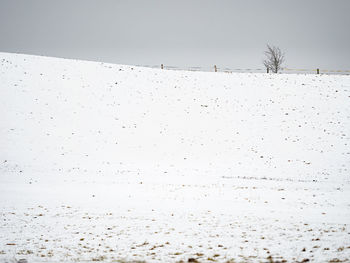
214,65 -> 217,72
317,68 -> 319,74
267,68 -> 269,73
161,64 -> 164,69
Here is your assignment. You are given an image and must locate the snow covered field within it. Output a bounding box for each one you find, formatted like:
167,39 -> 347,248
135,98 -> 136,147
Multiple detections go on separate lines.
0,52 -> 349,263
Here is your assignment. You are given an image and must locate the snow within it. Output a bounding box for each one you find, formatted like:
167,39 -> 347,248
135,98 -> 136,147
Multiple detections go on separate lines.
0,52 -> 349,263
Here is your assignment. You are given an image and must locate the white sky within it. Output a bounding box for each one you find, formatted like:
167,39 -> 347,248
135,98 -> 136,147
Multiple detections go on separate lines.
0,0 -> 349,69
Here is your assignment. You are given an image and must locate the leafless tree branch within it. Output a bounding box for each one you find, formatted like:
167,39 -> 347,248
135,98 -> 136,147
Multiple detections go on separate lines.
263,44 -> 285,73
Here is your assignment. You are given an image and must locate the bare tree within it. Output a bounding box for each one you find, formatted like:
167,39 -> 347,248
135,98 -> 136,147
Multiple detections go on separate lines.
263,44 -> 285,73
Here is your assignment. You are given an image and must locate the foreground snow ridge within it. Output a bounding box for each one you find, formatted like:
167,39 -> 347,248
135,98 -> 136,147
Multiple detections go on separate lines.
0,52 -> 349,263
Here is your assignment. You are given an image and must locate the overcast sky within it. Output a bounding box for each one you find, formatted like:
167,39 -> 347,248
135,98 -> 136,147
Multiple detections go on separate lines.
0,0 -> 349,69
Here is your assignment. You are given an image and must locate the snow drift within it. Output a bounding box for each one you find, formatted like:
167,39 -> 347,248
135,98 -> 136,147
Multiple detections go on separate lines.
0,52 -> 349,262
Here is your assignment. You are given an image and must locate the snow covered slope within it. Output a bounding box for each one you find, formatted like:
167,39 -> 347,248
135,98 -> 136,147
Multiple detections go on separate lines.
0,52 -> 349,263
